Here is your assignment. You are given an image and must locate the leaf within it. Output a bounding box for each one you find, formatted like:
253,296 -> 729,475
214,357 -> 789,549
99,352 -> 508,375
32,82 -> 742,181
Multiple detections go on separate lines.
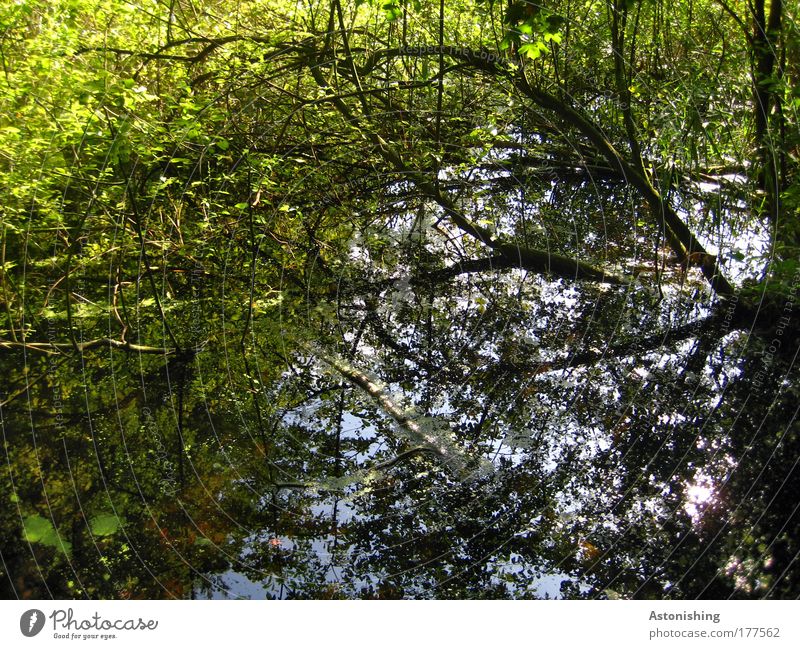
382,2 -> 402,21
23,515 -> 72,556
22,515 -> 54,543
518,43 -> 546,60
90,513 -> 123,537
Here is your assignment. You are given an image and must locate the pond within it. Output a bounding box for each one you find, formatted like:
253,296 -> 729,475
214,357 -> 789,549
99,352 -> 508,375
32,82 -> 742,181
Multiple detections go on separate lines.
2,246 -> 797,599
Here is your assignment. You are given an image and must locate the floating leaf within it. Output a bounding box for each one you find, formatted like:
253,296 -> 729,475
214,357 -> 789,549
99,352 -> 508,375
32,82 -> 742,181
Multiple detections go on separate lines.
90,513 -> 123,537
23,515 -> 54,543
23,515 -> 71,556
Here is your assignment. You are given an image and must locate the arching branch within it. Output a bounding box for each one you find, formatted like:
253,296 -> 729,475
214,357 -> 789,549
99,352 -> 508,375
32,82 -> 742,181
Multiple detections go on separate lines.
349,45 -> 736,296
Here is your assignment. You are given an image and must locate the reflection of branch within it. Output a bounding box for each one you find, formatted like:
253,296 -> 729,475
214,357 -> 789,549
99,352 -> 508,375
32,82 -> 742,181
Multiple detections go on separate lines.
342,253 -> 629,305
271,446 -> 437,491
481,314 -> 726,379
271,481 -> 314,490
416,254 -> 613,284
351,46 -> 735,297
0,338 -> 181,356
373,446 -> 438,470
302,343 -> 492,478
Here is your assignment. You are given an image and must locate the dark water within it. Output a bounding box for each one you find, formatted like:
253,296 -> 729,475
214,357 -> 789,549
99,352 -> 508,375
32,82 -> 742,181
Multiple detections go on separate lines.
2,245 -> 798,599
